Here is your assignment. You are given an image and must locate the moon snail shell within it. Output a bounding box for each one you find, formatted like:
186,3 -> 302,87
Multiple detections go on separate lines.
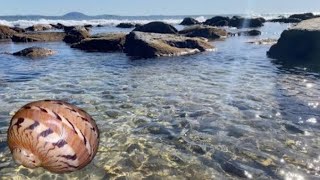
7,100 -> 99,173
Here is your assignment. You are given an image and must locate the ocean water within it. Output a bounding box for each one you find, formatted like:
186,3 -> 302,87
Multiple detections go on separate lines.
0,16 -> 320,180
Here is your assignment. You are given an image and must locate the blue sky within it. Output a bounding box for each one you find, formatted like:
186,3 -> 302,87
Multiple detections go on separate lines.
1,0 -> 319,16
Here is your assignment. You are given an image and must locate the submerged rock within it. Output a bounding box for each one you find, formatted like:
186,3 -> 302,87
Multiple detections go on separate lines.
267,17 -> 320,62
179,25 -> 227,40
71,33 -> 126,52
13,47 -> 55,58
247,38 -> 277,45
11,32 -> 66,42
0,25 -> 17,39
180,17 -> 200,26
238,30 -> 261,36
133,21 -> 178,34
63,26 -> 90,44
25,24 -> 52,31
124,31 -> 214,58
284,123 -> 305,134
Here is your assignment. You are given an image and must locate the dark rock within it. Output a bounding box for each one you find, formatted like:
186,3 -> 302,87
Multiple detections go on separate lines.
26,24 -> 52,31
146,125 -> 172,136
50,23 -> 64,29
179,25 -> 227,40
116,23 -> 136,28
11,32 -> 66,42
180,17 -> 200,26
13,46 -> 55,58
229,16 -> 264,28
0,25 -> 17,39
84,24 -> 93,29
126,144 -> 141,154
284,124 -> 305,134
238,29 -> 261,36
63,26 -> 90,44
267,18 -> 320,62
96,24 -> 104,27
212,151 -> 248,178
215,20 -> 229,26
269,18 -> 302,23
257,17 -> 266,23
10,27 -> 25,33
190,145 -> 206,155
133,21 -> 178,34
168,154 -> 185,164
289,13 -> 315,20
124,31 -> 214,58
204,16 -> 230,26
104,109 -> 121,118
71,33 -> 126,52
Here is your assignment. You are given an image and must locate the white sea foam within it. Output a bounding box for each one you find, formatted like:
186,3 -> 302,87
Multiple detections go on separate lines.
0,18 -> 184,28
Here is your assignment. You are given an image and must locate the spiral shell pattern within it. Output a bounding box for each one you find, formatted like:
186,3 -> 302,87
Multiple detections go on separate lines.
7,100 -> 99,173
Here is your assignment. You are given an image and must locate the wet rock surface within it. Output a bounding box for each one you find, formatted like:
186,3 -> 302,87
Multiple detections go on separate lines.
179,25 -> 227,40
133,21 -> 178,34
71,33 -> 126,52
0,25 -> 17,39
180,17 -> 200,26
267,17 -> 320,62
11,32 -> 66,42
12,46 -> 55,58
124,31 -> 214,58
63,26 -> 90,44
25,24 -> 52,31
116,23 -> 140,28
204,16 -> 230,26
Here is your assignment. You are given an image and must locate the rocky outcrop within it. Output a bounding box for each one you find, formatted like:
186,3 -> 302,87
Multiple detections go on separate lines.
289,13 -> 316,20
133,21 -> 178,34
11,32 -> 66,42
26,24 -> 52,31
179,25 -> 227,40
13,47 -> 55,58
269,18 -> 302,23
124,31 -> 214,58
204,16 -> 230,26
229,16 -> 265,28
267,18 -> 320,62
63,26 -> 90,44
269,13 -> 319,24
71,33 -> 126,52
0,25 -> 17,39
180,17 -> 200,26
204,16 -> 264,28
116,23 -> 138,28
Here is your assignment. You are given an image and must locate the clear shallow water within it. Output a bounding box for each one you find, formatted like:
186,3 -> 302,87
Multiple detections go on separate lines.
0,23 -> 320,179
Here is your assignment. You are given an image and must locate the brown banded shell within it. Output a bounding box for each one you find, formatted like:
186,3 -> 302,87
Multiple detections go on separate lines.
7,100 -> 99,173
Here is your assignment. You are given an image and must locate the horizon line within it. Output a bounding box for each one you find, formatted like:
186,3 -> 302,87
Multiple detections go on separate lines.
0,11 -> 318,17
